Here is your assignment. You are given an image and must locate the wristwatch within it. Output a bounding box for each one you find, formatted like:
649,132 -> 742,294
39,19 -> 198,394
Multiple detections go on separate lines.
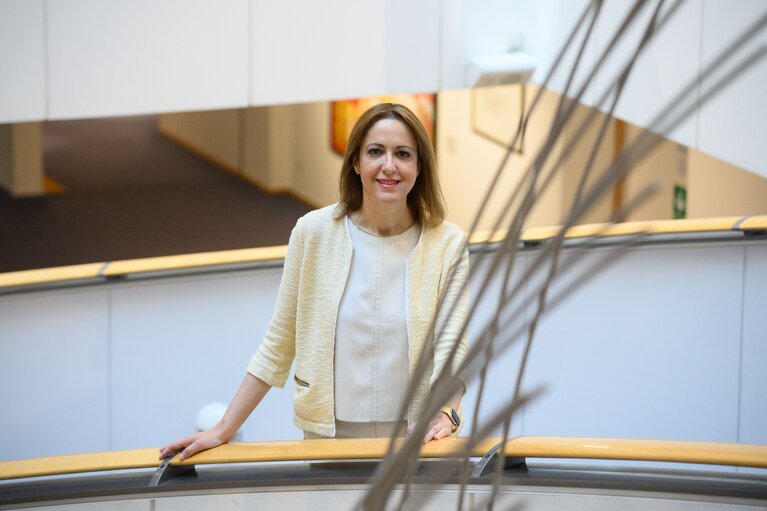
439,407 -> 461,434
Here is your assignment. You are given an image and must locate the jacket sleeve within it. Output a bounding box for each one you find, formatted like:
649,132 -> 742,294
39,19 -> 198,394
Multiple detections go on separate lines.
246,216 -> 304,388
430,230 -> 470,389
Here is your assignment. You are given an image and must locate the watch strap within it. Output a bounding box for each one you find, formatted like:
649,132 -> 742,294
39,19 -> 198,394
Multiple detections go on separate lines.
439,407 -> 460,433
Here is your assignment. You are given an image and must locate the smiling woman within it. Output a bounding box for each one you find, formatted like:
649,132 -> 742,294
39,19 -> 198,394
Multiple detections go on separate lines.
353,118 -> 420,226
160,103 -> 470,462
336,103 -> 446,233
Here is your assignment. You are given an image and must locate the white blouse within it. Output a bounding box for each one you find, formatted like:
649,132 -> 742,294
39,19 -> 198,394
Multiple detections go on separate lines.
334,216 -> 420,422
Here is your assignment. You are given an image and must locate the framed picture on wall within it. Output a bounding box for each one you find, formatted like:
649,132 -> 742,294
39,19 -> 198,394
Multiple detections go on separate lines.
472,84 -> 525,153
331,94 -> 436,155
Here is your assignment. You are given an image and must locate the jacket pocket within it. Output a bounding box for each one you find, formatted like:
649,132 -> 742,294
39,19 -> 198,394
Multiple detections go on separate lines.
294,374 -> 310,388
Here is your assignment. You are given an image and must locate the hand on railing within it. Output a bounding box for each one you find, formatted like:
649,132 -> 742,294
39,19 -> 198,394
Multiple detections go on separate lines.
159,425 -> 229,462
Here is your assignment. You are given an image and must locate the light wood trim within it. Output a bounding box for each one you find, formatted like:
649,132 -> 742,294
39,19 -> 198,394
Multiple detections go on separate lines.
3,215 -> 763,289
102,246 -> 287,277
468,230 -> 508,244
0,448 -> 160,480
738,215 -> 767,231
504,436 -> 767,469
0,263 -> 104,289
2,436 -> 766,481
521,216 -> 744,242
170,437 -> 503,467
178,436 -> 767,469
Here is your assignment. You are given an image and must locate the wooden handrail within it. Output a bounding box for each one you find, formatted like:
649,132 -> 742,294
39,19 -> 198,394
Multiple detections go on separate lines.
101,245 -> 287,276
1,436 -> 765,481
0,262 -> 105,289
503,436 -> 767,469
520,216 -> 745,243
1,215 -> 764,291
739,214 -> 767,231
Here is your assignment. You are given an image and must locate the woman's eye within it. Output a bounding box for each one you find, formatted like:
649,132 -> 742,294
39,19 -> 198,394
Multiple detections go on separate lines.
397,151 -> 411,159
368,148 -> 382,156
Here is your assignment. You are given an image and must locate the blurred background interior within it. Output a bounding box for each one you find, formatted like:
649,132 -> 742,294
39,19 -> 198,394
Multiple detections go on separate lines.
1,0 -> 766,465
2,86 -> 766,273
1,1 -> 765,273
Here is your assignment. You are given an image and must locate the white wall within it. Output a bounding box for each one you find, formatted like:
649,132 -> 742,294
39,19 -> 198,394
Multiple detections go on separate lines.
697,0 -> 767,182
533,0 -> 597,105
0,288 -> 111,458
440,0 -> 539,90
108,270 -> 293,452
46,0 -> 249,120
741,245 -> 767,446
1,238 -> 765,462
2,0 -> 764,183
0,0 -> 45,123
523,244 -> 743,443
592,0 -> 702,147
529,0 -> 767,180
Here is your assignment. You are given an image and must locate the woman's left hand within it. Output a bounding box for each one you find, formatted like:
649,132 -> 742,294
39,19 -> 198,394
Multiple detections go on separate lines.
420,411 -> 454,444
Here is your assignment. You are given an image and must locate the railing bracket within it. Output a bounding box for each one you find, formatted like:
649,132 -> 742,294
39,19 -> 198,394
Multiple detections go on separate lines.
471,441 -> 526,478
149,452 -> 196,486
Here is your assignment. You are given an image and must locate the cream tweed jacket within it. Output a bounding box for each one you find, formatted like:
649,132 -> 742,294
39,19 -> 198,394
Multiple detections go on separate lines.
247,204 -> 470,437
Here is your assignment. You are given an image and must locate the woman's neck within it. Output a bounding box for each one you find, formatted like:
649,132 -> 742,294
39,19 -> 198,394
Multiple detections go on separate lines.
353,201 -> 414,237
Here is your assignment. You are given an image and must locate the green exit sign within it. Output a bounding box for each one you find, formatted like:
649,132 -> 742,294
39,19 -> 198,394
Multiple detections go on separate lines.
673,184 -> 687,219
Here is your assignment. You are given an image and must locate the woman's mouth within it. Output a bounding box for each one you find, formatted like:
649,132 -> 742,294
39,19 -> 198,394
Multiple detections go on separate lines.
377,179 -> 400,189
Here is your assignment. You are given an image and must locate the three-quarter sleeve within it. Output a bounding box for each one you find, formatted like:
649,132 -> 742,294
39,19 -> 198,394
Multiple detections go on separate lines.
246,217 -> 305,388
431,230 -> 470,389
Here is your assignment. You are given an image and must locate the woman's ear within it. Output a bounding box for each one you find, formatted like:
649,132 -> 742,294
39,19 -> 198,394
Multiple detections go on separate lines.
353,158 -> 360,174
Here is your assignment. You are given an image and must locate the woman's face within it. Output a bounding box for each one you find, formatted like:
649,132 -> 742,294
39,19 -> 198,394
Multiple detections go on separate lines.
354,118 -> 419,209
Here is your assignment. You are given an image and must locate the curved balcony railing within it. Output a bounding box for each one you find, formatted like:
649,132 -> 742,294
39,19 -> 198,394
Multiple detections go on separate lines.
2,215 -> 765,293
2,436 -> 766,482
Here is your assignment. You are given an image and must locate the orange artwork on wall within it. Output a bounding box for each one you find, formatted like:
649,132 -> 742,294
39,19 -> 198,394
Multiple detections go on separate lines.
331,94 -> 435,155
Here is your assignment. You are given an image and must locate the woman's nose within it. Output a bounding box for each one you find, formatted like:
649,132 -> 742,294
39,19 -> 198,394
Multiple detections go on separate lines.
382,153 -> 396,172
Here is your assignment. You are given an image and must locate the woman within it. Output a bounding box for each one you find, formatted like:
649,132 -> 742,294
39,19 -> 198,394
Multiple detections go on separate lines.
160,103 -> 469,462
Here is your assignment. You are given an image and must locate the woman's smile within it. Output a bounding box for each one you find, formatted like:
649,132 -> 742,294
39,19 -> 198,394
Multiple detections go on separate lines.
355,118 -> 419,206
377,178 -> 401,189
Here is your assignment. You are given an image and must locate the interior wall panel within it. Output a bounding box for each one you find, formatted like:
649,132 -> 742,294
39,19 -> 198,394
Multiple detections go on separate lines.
697,0 -> 767,180
250,0 -> 385,105
0,0 -> 46,123
1,240 -> 764,461
0,288 -> 109,461
740,244 -> 767,446
108,269 -> 298,451
462,251 -> 529,437
594,0 -> 702,148
532,0 -> 598,106
383,0 -> 440,94
46,0 -> 249,120
521,244 -> 743,443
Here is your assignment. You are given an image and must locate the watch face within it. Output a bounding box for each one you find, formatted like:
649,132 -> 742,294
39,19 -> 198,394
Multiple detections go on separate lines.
450,409 -> 461,427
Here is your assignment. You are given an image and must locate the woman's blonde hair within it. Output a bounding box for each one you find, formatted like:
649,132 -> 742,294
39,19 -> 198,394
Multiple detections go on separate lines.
336,103 -> 445,228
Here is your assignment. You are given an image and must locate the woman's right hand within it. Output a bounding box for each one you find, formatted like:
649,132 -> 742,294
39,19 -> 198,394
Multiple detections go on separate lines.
158,374 -> 272,462
158,426 -> 228,462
